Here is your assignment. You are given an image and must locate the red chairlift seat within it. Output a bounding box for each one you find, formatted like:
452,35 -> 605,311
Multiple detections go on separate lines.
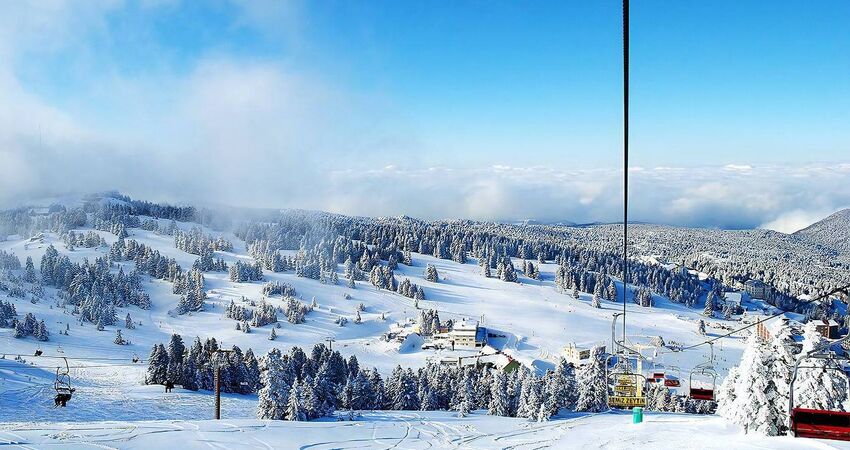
788,330 -> 850,442
689,387 -> 714,401
791,408 -> 850,441
664,378 -> 681,387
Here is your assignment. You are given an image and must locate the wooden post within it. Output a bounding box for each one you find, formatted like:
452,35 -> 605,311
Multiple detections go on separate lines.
215,365 -> 221,420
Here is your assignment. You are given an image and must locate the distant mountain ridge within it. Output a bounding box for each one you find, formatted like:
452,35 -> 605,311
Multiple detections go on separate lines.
793,208 -> 850,255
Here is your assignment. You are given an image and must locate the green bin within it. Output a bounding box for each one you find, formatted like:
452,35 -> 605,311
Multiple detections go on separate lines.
633,407 -> 643,424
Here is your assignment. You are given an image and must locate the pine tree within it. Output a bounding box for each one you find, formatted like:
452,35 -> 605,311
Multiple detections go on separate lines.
114,329 -> 126,345
145,343 -> 169,385
724,332 -> 777,435
125,313 -> 135,329
35,320 -> 49,341
716,366 -> 740,418
24,257 -> 37,283
795,323 -> 848,413
257,348 -> 291,420
703,292 -> 715,317
269,327 -> 277,341
166,334 -> 185,385
425,264 -> 439,283
769,318 -> 798,434
591,294 -> 601,308
551,358 -> 577,411
698,319 -> 706,335
286,383 -> 307,421
575,347 -> 607,412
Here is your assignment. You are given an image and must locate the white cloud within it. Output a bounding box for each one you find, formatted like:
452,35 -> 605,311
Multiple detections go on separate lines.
1,2 -> 848,230
759,209 -> 833,234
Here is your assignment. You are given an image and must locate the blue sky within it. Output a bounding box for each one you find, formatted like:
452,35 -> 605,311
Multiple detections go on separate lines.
1,0 -> 849,229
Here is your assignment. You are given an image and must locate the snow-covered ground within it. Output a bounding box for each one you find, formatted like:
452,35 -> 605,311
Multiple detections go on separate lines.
0,222 -> 753,379
2,411 -> 847,449
0,216 -> 780,446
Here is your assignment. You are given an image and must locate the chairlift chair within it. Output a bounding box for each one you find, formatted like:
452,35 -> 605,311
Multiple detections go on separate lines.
605,345 -> 648,409
688,366 -> 717,401
53,357 -> 75,407
664,365 -> 682,388
688,343 -> 717,401
789,333 -> 850,441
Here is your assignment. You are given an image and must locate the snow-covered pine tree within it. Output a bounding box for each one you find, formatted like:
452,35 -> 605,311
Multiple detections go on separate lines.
575,346 -> 607,412
716,365 -> 740,418
257,348 -> 291,420
425,264 -> 439,282
285,383 -> 307,421
769,317 -> 798,434
703,292 -> 715,317
33,320 -> 49,341
725,332 -> 777,435
24,256 -> 37,283
794,322 -> 848,413
166,333 -> 185,385
145,343 -> 169,385
180,340 -> 201,391
550,357 -> 577,411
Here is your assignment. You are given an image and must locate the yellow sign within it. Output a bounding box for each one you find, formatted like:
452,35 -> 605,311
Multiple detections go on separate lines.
616,376 -> 635,385
609,396 -> 646,408
614,385 -> 637,394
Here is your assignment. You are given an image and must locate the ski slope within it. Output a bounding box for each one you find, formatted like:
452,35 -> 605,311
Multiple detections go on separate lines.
0,214 -> 768,438
1,410 -> 847,449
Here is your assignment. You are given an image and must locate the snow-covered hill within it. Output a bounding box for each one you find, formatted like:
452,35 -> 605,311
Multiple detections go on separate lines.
794,208 -> 850,255
0,194 -> 838,448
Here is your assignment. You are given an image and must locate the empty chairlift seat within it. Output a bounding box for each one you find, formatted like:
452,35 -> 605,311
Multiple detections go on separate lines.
791,408 -> 850,441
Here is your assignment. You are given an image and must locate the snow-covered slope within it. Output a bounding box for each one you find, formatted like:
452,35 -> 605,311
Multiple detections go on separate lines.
1,411 -> 847,449
794,208 -> 850,255
1,215 -> 757,423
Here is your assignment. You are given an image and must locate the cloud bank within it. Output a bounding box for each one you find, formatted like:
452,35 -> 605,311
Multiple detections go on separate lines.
1,1 -> 848,233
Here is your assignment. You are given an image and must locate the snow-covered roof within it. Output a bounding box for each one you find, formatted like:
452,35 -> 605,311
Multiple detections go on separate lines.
453,319 -> 478,331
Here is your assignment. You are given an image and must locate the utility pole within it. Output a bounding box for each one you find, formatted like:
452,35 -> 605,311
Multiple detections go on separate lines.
211,349 -> 233,420
325,336 -> 335,351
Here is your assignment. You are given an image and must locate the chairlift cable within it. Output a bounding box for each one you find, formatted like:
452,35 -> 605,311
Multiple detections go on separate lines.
7,353 -> 147,362
677,283 -> 850,352
621,0 -> 629,349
